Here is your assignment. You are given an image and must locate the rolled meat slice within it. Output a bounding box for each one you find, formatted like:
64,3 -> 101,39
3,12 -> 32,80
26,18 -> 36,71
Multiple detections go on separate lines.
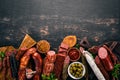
43,63 -> 54,76
98,47 -> 114,71
43,51 -> 56,76
95,56 -> 110,80
47,51 -> 56,63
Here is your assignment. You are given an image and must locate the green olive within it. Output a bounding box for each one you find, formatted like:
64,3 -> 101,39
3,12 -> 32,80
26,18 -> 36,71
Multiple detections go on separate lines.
69,63 -> 84,78
76,71 -> 79,75
70,69 -> 73,73
75,75 -> 79,78
79,74 -> 82,77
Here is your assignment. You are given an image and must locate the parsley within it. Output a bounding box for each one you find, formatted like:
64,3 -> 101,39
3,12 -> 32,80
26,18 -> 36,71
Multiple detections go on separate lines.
42,73 -> 58,80
75,44 -> 80,49
112,64 -> 120,79
0,52 -> 5,60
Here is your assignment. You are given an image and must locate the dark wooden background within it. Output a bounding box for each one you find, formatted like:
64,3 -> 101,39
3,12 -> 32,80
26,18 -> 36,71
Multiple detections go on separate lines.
0,0 -> 120,49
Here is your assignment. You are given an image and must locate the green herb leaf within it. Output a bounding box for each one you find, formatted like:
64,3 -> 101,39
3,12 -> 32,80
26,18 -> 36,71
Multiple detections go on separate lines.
91,53 -> 97,59
41,73 -> 57,80
75,44 -> 80,49
0,52 -> 5,59
112,64 -> 120,79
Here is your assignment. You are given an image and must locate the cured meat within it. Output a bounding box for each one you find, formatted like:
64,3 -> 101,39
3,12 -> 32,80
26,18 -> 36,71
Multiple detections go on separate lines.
43,63 -> 54,76
16,47 -> 28,61
43,51 -> 56,76
103,45 -> 119,65
95,56 -> 110,80
9,53 -> 18,79
18,48 -> 42,80
0,57 -> 7,80
46,51 -> 56,63
60,43 -> 69,50
58,43 -> 69,55
88,46 -> 100,54
6,56 -> 13,80
58,47 -> 67,53
98,47 -> 114,71
53,54 -> 66,80
80,47 -> 105,80
62,56 -> 70,80
32,52 -> 43,80
18,69 -> 26,80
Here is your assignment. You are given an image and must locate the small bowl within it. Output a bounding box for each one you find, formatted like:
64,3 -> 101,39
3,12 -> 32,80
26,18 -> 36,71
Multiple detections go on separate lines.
68,62 -> 86,79
67,47 -> 81,61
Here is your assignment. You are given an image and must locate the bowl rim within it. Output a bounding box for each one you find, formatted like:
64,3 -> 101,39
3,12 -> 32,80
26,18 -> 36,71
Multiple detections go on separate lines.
67,47 -> 81,61
68,62 -> 86,79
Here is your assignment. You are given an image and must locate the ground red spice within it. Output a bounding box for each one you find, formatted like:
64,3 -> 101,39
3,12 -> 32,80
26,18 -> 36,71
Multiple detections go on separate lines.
68,48 -> 80,61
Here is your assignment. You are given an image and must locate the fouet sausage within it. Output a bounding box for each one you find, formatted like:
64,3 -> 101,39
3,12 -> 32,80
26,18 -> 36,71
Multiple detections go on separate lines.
80,47 -> 105,80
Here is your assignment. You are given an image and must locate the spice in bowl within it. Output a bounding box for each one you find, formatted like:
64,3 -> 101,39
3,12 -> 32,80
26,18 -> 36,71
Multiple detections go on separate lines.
36,40 -> 50,54
67,47 -> 81,61
68,62 -> 86,79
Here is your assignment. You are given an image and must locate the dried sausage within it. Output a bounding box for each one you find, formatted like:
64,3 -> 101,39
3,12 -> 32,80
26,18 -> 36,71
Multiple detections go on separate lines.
95,56 -> 110,80
98,47 -> 113,71
18,48 -> 42,80
16,47 -> 28,61
32,52 -> 43,80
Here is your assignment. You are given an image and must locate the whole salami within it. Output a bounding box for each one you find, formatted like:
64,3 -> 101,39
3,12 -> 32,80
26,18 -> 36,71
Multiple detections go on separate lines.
98,47 -> 114,71
95,56 -> 110,80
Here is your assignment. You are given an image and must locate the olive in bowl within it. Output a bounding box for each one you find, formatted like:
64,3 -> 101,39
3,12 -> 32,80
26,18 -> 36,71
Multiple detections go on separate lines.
68,62 -> 86,79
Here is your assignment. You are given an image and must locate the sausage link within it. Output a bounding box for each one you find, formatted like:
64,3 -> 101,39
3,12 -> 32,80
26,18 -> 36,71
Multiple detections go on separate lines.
33,73 -> 40,80
1,57 -> 7,80
18,48 -> 36,80
19,47 -> 36,69
95,56 -> 110,80
16,47 -> 28,61
32,52 -> 43,80
98,47 -> 114,71
18,69 -> 26,80
6,56 -> 13,80
103,45 -> 119,64
43,63 -> 54,76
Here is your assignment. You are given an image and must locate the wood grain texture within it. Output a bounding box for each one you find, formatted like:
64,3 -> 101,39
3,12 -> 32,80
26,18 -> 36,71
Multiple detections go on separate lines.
0,0 -> 120,49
